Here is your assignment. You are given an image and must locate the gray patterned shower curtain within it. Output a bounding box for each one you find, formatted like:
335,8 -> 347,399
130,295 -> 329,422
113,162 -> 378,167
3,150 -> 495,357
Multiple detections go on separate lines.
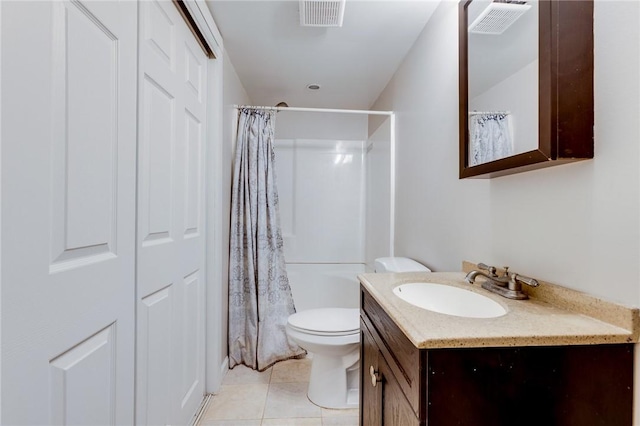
228,108 -> 304,371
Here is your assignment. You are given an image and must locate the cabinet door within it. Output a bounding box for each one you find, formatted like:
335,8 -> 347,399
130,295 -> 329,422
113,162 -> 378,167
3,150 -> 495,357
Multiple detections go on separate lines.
361,323 -> 382,426
361,319 -> 420,426
379,355 -> 420,426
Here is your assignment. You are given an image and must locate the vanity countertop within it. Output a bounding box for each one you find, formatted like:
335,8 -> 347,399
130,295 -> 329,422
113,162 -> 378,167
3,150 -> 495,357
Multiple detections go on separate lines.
358,271 -> 639,349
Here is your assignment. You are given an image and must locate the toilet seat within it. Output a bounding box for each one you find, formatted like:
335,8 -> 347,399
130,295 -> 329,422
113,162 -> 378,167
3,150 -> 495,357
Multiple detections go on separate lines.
287,308 -> 359,337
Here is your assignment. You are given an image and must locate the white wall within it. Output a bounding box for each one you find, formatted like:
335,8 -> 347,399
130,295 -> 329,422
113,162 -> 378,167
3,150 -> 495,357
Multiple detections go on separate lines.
372,1 -> 492,273
206,52 -> 251,392
492,2 -> 639,305
373,0 -> 640,305
275,111 -> 368,141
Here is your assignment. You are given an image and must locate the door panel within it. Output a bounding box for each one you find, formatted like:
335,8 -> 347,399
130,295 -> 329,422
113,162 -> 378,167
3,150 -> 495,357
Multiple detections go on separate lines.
184,110 -> 203,237
140,74 -> 175,245
1,1 -> 137,424
138,286 -> 174,426
51,0 -> 118,264
137,1 -> 208,424
50,325 -> 117,425
181,270 -> 203,406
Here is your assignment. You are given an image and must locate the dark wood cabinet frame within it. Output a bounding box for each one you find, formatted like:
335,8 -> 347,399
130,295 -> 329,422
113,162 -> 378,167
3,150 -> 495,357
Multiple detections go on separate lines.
459,0 -> 594,179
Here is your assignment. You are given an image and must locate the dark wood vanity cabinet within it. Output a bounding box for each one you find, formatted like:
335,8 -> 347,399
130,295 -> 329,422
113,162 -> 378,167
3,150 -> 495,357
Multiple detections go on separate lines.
360,286 -> 634,426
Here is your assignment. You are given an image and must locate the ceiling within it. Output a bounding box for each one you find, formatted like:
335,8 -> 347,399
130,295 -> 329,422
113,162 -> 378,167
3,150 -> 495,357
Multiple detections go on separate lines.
205,0 -> 441,109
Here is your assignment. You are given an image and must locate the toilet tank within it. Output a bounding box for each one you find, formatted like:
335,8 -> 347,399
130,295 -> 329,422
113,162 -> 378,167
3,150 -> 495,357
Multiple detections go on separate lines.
374,257 -> 431,273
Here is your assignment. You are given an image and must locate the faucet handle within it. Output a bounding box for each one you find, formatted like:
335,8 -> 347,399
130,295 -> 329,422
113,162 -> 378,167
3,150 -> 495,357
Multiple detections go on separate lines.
513,274 -> 539,288
477,263 -> 497,277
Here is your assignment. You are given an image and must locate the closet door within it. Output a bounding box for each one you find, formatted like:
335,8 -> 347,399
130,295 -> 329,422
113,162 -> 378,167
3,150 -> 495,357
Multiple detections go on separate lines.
136,1 -> 208,424
1,1 -> 137,424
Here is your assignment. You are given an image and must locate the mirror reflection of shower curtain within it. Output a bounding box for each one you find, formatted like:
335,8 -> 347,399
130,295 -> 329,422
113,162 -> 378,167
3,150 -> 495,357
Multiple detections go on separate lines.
228,108 -> 304,371
469,113 -> 514,166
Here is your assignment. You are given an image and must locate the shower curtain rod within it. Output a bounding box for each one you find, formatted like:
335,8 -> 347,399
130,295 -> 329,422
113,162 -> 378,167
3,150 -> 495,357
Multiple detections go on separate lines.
234,105 -> 393,116
468,111 -> 511,115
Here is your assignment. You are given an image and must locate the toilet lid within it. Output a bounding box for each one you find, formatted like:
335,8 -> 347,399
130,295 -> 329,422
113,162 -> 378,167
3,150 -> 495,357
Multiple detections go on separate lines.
288,308 -> 359,335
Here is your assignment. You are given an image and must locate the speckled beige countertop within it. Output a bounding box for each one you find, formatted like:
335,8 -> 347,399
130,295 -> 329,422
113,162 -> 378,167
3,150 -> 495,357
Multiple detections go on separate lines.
358,270 -> 640,349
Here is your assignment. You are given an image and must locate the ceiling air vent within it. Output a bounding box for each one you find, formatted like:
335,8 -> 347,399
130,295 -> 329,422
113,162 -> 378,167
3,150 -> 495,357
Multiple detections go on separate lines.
299,0 -> 346,27
468,2 -> 531,35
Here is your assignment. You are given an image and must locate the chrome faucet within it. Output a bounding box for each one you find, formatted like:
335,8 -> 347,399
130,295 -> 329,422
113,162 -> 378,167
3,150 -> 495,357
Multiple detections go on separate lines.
465,263 -> 539,300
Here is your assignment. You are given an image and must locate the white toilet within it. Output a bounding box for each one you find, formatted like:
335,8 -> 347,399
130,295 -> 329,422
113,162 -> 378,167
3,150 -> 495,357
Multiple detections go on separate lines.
286,257 -> 430,409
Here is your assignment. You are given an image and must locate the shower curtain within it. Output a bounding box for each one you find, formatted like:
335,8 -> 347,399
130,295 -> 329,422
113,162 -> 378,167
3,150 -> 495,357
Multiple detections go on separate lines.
228,108 -> 304,371
469,113 -> 513,166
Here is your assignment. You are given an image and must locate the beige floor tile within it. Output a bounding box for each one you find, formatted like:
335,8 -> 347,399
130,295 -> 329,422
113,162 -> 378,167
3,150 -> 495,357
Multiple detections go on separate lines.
223,364 -> 272,385
270,357 -> 312,383
261,418 -> 323,426
202,384 -> 269,421
321,408 -> 359,418
199,420 -> 262,426
321,416 -> 359,426
263,382 -> 322,419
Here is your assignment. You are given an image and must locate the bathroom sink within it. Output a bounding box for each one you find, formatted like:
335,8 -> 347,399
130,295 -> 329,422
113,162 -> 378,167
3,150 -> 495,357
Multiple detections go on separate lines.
392,282 -> 507,318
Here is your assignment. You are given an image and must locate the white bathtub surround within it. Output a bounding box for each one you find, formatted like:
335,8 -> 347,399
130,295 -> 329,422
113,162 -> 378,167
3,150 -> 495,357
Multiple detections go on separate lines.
275,138 -> 366,264
229,109 -> 304,371
366,117 -> 394,268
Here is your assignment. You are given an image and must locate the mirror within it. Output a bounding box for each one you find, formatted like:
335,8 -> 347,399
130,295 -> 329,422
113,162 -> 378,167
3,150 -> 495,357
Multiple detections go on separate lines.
459,0 -> 594,179
467,0 -> 538,166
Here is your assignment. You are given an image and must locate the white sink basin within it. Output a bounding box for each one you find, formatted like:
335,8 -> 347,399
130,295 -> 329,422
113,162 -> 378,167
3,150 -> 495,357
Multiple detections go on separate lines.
392,282 -> 507,318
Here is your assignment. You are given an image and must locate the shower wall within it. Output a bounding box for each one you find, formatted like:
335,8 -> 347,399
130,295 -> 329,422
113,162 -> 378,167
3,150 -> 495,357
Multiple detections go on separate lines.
274,113 -> 370,311
365,117 -> 392,271
275,138 -> 365,263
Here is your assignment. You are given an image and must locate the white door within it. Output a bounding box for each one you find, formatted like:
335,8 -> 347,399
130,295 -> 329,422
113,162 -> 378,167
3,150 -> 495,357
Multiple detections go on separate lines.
1,1 -> 137,424
136,1 -> 208,424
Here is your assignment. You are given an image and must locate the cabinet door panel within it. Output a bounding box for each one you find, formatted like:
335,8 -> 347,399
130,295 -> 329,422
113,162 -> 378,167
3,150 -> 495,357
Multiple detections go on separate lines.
362,289 -> 421,412
360,321 -> 382,426
380,355 -> 420,426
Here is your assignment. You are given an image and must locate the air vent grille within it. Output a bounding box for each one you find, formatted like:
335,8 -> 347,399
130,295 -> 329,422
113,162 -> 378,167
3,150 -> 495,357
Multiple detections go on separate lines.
469,2 -> 531,35
299,0 -> 346,27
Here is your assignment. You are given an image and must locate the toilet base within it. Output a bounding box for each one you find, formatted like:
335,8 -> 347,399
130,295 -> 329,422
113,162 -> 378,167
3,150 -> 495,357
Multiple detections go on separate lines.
307,349 -> 360,409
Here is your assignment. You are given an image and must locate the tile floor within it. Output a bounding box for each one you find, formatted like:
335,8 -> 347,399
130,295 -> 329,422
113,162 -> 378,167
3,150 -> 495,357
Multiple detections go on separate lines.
199,357 -> 359,426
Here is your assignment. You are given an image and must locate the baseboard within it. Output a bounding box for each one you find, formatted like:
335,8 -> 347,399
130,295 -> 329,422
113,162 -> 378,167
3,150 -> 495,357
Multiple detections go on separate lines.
218,356 -> 229,388
195,358 -> 228,424
189,393 -> 213,426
